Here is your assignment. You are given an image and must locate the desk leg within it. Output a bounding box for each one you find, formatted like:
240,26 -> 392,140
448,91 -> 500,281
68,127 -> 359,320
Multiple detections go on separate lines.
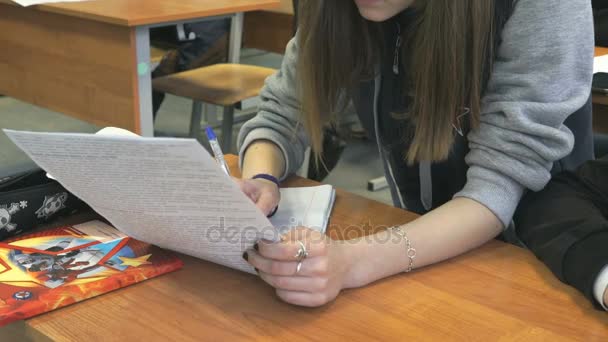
134,26 -> 154,137
228,12 -> 244,64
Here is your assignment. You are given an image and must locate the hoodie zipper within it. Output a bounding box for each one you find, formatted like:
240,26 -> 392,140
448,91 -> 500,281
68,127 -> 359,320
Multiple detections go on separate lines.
393,23 -> 402,75
372,73 -> 406,209
388,20 -> 432,211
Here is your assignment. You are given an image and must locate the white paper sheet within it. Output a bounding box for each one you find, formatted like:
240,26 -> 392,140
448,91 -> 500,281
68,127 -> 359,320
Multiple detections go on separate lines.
10,0 -> 92,6
3,129 -> 278,274
594,55 -> 608,74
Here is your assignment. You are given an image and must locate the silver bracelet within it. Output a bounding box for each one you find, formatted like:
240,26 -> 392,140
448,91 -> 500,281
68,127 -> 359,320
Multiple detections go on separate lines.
391,226 -> 416,272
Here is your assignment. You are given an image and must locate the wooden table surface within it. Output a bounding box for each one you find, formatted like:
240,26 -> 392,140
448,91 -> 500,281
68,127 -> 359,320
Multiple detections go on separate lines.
23,155 -> 608,341
0,0 -> 280,26
267,0 -> 293,14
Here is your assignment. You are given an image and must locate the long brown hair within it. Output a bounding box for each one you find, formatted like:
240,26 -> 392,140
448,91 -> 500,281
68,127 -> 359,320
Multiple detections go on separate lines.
297,0 -> 496,164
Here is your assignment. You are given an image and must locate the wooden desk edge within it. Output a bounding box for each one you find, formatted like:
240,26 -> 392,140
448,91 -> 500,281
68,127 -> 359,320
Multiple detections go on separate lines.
22,155 -> 608,340
596,46 -> 608,57
0,0 -> 281,27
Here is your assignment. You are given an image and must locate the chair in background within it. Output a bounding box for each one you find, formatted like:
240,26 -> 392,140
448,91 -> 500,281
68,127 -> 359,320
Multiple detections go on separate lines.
152,64 -> 275,151
150,46 -> 169,68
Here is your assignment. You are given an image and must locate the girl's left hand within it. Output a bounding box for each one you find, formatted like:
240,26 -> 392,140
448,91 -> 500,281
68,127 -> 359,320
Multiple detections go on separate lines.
244,227 -> 359,307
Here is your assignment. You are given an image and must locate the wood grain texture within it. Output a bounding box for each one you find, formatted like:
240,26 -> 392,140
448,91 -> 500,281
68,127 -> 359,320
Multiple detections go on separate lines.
244,10 -> 294,54
593,94 -> 608,106
596,47 -> 608,57
243,0 -> 293,54
0,0 -> 280,27
152,64 -> 276,106
267,0 -> 293,14
0,3 -> 140,132
25,155 -> 608,341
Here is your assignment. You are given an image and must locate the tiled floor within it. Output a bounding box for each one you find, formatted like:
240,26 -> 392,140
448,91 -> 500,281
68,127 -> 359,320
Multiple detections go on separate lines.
0,49 -> 392,205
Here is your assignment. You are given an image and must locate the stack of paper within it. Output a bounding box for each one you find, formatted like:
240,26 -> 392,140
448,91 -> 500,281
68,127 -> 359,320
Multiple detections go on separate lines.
3,129 -> 336,274
3,129 -> 276,274
271,185 -> 336,234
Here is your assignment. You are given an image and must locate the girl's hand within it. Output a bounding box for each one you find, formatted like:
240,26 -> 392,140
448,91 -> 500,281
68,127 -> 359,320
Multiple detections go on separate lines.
244,227 -> 360,307
234,177 -> 280,216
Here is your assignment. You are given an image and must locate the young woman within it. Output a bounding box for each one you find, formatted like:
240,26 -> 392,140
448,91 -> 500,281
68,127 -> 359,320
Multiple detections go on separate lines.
235,0 -> 595,307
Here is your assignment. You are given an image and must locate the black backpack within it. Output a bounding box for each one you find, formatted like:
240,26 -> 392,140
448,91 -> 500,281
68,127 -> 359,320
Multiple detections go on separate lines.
0,169 -> 92,241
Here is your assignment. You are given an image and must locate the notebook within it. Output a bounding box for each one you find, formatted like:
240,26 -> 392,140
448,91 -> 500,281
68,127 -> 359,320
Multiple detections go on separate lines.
270,185 -> 336,234
0,220 -> 183,326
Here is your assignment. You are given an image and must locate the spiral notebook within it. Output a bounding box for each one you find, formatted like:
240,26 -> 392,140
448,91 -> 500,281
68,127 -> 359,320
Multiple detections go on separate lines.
270,185 -> 336,234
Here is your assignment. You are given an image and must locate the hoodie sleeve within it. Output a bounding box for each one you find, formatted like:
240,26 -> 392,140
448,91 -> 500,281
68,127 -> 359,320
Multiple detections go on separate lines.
237,35 -> 309,181
454,0 -> 594,227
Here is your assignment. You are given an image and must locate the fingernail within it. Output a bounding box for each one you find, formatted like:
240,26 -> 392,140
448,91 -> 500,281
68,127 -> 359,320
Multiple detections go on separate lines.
253,243 -> 259,251
242,252 -> 248,261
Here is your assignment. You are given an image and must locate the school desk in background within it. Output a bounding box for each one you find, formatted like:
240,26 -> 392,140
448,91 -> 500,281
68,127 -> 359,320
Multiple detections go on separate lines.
0,0 -> 279,136
0,220 -> 183,326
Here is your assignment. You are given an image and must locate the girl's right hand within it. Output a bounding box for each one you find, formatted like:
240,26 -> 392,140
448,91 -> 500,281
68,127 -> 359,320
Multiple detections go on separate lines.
234,177 -> 280,216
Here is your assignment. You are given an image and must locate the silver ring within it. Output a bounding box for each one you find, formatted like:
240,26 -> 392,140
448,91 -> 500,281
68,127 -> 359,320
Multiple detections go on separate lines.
294,240 -> 308,261
295,261 -> 303,275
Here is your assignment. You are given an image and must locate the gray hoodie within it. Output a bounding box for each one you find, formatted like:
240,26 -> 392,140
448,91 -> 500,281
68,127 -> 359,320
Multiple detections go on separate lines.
238,0 -> 595,228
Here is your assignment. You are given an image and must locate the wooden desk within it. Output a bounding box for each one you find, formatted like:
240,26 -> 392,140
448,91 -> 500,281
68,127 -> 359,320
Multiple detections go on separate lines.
16,155 -> 608,340
594,47 -> 608,133
244,0 -> 294,54
0,0 -> 279,136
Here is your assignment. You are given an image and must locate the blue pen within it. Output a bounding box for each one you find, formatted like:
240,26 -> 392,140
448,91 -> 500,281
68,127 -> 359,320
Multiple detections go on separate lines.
205,127 -> 231,176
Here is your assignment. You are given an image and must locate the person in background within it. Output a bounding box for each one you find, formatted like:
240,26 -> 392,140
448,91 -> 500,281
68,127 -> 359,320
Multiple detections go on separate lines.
515,155 -> 608,311
233,0 -> 595,307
